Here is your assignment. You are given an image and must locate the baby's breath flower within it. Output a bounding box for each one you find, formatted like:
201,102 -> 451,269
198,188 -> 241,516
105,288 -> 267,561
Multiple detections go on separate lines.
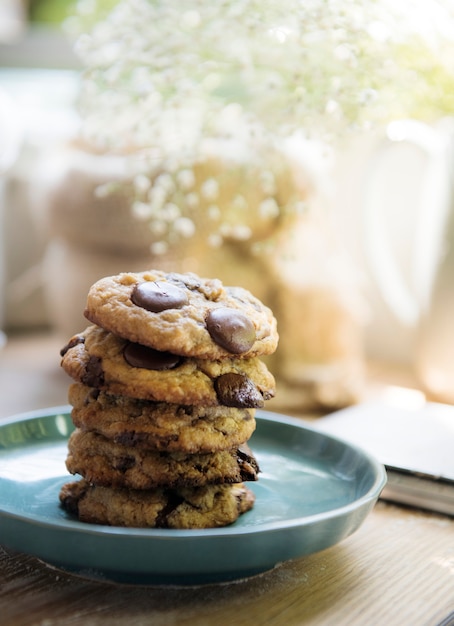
147,186 -> 167,210
155,173 -> 176,194
176,169 -> 196,191
220,223 -> 252,241
150,241 -> 169,255
185,192 -> 199,210
259,197 -> 280,220
132,201 -> 153,220
69,0 -> 454,250
133,174 -> 151,194
173,216 -> 196,238
162,203 -> 181,221
201,178 -> 219,201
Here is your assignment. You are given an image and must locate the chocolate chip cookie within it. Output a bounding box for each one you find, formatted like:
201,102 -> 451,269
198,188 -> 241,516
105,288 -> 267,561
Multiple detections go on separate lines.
68,384 -> 256,453
60,479 -> 256,528
60,325 -> 275,407
83,270 -> 278,359
59,268 -> 279,529
65,428 -> 259,490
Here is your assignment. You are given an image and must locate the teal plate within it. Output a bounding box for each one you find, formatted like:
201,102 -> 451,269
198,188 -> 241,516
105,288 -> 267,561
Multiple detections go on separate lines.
0,407 -> 386,586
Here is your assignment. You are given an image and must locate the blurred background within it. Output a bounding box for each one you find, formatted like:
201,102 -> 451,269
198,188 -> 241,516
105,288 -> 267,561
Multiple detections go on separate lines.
1,0 -> 454,413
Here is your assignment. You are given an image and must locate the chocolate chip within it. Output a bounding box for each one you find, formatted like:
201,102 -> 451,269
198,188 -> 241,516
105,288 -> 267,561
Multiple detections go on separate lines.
113,456 -> 136,472
114,432 -> 147,447
87,388 -> 100,404
82,355 -> 105,388
60,334 -> 85,357
156,490 -> 185,528
237,444 -> 260,481
131,281 -> 188,312
59,484 -> 85,516
123,342 -> 182,370
206,307 -> 256,354
214,373 -> 264,408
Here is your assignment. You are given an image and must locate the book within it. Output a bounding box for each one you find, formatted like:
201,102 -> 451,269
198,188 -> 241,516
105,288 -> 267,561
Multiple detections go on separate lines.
313,400 -> 454,516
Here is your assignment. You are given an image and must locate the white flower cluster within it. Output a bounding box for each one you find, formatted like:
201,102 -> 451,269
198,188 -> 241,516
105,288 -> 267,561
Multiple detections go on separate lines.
69,0 -> 454,251
75,0 -> 398,149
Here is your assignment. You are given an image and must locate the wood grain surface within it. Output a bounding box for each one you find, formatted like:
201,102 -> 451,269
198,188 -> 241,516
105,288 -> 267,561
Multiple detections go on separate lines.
0,502 -> 453,626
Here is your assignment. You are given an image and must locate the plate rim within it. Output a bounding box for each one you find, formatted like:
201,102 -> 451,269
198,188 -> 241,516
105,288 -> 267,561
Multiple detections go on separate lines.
0,405 -> 387,584
0,405 -> 387,538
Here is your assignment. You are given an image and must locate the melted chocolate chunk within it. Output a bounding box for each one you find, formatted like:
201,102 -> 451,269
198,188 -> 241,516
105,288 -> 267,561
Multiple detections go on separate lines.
59,487 -> 82,516
206,307 -> 256,354
60,334 -> 85,357
156,490 -> 185,528
114,432 -> 147,447
131,281 -> 188,313
112,456 -> 136,473
123,342 -> 182,370
214,373 -> 264,408
237,444 -> 260,481
86,388 -> 100,404
82,355 -> 105,388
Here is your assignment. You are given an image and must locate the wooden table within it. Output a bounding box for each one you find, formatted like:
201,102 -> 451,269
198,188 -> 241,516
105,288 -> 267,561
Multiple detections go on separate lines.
1,332 -> 453,626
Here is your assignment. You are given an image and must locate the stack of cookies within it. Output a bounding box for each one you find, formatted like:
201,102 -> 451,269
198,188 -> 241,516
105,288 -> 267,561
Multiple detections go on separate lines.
58,269 -> 278,529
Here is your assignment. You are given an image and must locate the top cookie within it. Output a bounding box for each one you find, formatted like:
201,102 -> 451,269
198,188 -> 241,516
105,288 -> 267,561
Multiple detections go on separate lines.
84,270 -> 278,359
